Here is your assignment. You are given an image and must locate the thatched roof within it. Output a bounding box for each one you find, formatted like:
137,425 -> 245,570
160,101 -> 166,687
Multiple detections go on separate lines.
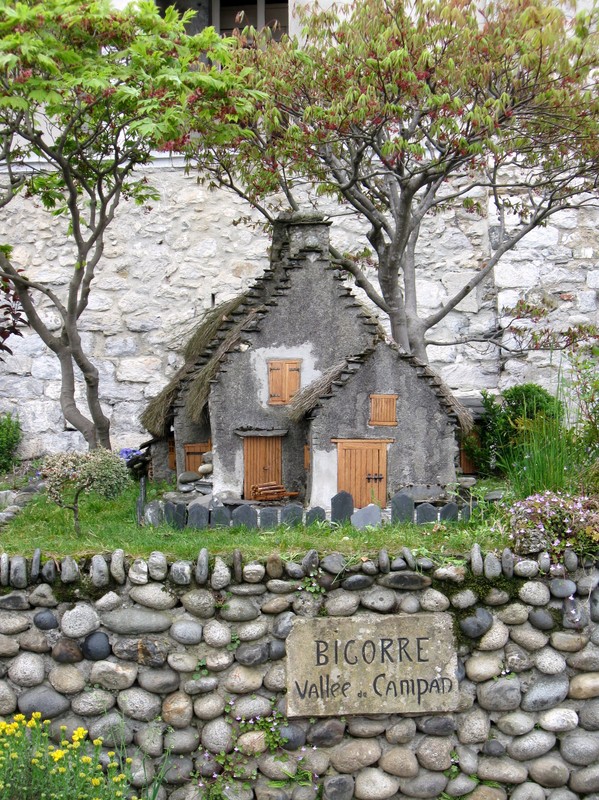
288,359 -> 365,423
140,294 -> 254,437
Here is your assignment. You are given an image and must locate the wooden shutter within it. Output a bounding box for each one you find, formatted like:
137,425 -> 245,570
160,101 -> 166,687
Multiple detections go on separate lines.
369,394 -> 398,426
268,360 -> 302,405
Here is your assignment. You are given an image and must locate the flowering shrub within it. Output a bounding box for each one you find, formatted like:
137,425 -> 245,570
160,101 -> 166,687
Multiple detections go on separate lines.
0,713 -> 131,800
42,449 -> 130,534
508,490 -> 599,559
118,448 -> 143,463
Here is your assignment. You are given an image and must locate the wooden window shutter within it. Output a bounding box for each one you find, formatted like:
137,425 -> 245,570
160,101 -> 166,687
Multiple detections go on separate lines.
268,359 -> 302,405
369,394 -> 398,426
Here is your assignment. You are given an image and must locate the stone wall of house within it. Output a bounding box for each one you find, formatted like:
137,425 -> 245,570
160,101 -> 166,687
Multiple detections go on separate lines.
0,160 -> 598,457
0,541 -> 598,800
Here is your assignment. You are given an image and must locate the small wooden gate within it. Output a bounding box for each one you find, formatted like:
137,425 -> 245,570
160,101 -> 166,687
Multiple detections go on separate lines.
243,436 -> 283,499
336,439 -> 391,508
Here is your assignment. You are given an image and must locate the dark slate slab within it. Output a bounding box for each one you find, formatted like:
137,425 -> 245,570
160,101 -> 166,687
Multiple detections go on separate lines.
281,504 -> 303,527
187,503 -> 209,530
305,507 -> 326,526
440,502 -> 459,522
232,505 -> 258,529
391,492 -> 414,524
331,491 -> 353,524
210,506 -> 232,528
173,503 -> 187,530
164,501 -> 176,527
416,503 -> 437,524
260,507 -> 279,529
350,504 -> 382,530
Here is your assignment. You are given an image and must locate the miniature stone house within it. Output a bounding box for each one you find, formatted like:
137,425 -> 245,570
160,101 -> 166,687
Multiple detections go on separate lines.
142,213 -> 467,507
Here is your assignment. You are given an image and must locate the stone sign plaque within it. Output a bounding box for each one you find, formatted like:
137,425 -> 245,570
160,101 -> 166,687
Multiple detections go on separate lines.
286,613 -> 458,717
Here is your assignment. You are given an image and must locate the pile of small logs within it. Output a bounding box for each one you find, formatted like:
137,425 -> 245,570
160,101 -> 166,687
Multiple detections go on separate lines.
249,482 -> 299,501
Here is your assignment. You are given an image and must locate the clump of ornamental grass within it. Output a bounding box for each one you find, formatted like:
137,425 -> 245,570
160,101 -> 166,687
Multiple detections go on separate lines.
0,714 -> 131,800
508,490 -> 599,560
42,449 -> 131,534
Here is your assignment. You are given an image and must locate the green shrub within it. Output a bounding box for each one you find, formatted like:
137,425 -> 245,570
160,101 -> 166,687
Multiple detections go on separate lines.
42,449 -> 131,534
0,412 -> 21,473
465,383 -> 564,477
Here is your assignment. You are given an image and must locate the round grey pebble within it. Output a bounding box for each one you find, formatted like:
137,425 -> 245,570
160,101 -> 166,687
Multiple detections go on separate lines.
514,559 -> 539,578
81,631 -> 111,660
519,581 -> 551,606
60,603 -> 100,638
170,619 -> 203,645
529,608 -> 555,631
460,607 -> 493,638
34,610 -> 58,630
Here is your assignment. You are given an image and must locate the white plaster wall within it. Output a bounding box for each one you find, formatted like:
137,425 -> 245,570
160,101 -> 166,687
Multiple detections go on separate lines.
310,448 -> 338,508
0,162 -> 597,458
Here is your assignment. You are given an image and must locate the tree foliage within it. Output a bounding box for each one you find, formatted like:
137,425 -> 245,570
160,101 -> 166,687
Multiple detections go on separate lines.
0,0 -> 255,448
189,0 -> 599,360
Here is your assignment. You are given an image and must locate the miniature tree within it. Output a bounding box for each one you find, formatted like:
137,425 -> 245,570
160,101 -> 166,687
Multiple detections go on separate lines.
42,449 -> 130,534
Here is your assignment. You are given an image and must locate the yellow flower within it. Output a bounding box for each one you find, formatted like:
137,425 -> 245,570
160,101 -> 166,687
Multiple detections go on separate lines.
51,749 -> 66,762
125,758 -> 132,764
72,727 -> 87,742
92,739 -> 103,747
91,777 -> 102,787
10,753 -> 17,760
107,751 -> 115,757
32,712 -> 41,720
14,714 -> 25,722
81,755 -> 92,765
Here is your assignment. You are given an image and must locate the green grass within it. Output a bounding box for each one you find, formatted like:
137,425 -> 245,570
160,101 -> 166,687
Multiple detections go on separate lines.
0,482 -> 509,562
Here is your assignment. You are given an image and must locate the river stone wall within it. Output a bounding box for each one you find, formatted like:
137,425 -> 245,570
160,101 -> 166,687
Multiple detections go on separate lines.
0,161 -> 598,457
0,544 -> 599,800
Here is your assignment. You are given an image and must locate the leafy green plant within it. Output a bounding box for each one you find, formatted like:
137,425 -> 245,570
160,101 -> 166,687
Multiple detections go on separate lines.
299,572 -> 325,595
42,450 -> 131,535
193,658 -> 209,678
0,713 -> 131,800
499,412 -> 582,497
0,412 -> 21,473
465,384 -> 564,477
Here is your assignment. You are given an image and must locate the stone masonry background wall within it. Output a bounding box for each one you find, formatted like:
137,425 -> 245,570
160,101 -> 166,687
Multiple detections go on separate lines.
0,161 -> 598,457
0,541 -> 598,800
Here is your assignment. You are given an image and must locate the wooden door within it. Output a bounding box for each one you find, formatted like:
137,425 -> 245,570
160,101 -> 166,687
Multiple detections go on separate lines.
184,441 -> 212,472
243,436 -> 282,498
336,439 -> 389,508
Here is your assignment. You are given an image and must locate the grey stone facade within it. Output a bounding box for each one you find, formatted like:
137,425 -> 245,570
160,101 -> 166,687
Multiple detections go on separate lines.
152,213 -> 460,505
